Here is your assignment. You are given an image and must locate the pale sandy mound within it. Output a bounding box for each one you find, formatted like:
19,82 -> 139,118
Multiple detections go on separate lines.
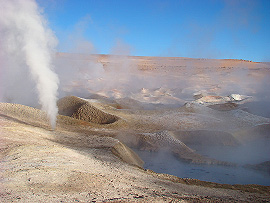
58,96 -> 119,124
174,130 -> 240,146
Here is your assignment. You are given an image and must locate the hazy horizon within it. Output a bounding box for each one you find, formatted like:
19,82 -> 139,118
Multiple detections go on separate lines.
56,51 -> 270,62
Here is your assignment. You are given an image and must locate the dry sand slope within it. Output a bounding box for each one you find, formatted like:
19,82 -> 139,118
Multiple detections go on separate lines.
1,55 -> 270,202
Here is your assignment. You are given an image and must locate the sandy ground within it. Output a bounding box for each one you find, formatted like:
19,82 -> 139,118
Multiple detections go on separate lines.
1,54 -> 270,202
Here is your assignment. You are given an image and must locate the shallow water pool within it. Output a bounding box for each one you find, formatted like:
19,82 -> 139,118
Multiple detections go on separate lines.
133,146 -> 270,186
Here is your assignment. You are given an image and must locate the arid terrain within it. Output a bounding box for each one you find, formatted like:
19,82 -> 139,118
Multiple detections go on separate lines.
1,54 -> 270,202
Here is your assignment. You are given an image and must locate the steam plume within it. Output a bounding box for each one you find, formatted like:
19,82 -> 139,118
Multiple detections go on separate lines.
0,0 -> 59,128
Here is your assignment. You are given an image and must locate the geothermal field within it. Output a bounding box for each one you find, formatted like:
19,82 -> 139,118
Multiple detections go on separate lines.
1,0 -> 270,202
1,53 -> 270,202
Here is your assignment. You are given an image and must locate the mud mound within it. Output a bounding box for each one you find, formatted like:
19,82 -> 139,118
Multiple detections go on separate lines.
111,142 -> 144,168
0,102 -> 99,131
73,103 -> 119,124
140,131 -> 192,151
234,124 -> 270,142
246,161 -> 270,174
57,96 -> 86,116
0,102 -> 50,128
208,102 -> 239,111
114,97 -> 166,110
195,95 -> 229,104
193,94 -> 250,106
115,97 -> 145,109
58,96 -> 119,124
174,130 -> 240,146
126,131 -> 231,165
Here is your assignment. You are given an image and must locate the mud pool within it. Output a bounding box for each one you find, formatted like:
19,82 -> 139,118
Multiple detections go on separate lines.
133,139 -> 270,186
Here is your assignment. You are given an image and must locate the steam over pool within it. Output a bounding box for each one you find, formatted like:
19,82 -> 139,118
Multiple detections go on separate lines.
134,142 -> 270,186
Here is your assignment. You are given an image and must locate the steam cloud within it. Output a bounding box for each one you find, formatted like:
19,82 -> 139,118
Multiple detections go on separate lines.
0,0 -> 59,128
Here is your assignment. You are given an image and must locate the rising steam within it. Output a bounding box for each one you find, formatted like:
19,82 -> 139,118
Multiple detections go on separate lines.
0,0 -> 59,128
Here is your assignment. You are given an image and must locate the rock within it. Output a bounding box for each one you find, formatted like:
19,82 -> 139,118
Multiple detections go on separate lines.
229,94 -> 250,101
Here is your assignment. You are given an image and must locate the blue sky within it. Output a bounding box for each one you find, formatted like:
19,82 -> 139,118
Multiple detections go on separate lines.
38,0 -> 270,62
